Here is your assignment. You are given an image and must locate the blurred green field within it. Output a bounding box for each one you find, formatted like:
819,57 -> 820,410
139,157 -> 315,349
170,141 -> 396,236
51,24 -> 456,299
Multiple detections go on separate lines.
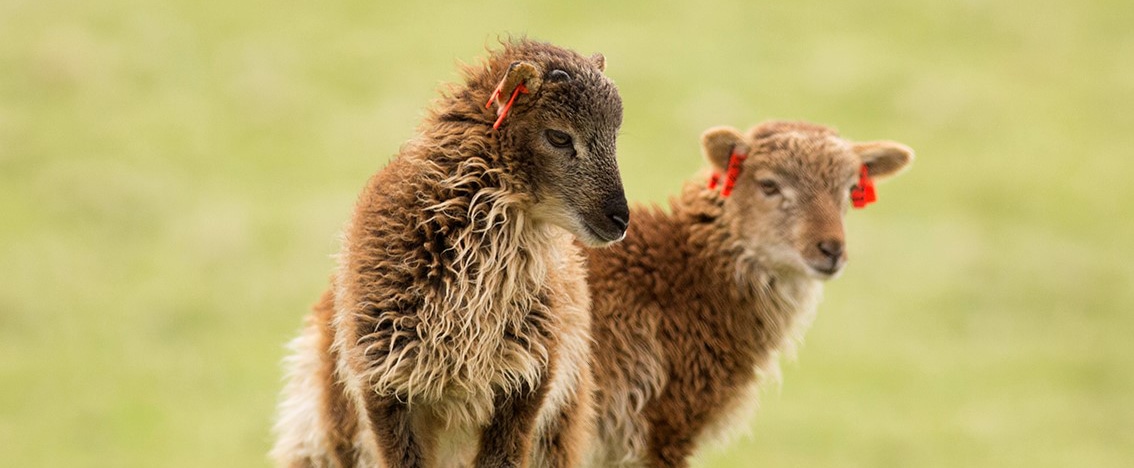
2,0 -> 1132,466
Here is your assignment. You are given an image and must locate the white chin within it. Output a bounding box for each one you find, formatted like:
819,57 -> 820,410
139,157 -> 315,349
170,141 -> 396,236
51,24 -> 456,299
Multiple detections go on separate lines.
806,266 -> 843,280
533,210 -> 625,247
575,222 -> 626,247
577,231 -> 619,247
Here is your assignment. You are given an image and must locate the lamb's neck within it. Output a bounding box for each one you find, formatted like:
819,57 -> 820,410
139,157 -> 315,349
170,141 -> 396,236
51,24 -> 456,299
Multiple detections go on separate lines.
670,180 -> 823,353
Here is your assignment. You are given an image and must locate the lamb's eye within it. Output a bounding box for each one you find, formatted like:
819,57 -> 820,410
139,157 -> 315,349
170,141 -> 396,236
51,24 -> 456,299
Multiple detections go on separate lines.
758,179 -> 781,196
545,129 -> 573,149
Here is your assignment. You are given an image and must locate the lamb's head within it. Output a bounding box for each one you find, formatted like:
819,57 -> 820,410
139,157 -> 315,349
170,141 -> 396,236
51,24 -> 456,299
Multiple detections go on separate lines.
480,40 -> 628,246
701,121 -> 913,279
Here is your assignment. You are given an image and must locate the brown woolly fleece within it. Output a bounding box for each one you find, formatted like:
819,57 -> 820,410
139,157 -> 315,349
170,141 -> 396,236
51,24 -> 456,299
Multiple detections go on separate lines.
272,39 -> 628,468
585,121 -> 914,467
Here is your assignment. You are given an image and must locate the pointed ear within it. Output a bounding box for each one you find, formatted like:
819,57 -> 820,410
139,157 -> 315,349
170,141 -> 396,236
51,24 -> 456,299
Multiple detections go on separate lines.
489,61 -> 543,111
700,126 -> 748,173
854,141 -> 914,180
590,53 -> 606,72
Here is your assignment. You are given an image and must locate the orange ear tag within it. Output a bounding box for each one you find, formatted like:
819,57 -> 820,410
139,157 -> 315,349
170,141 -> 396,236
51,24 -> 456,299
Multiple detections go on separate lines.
720,149 -> 747,197
708,172 -> 721,189
706,148 -> 746,197
484,82 -> 529,130
851,164 -> 876,208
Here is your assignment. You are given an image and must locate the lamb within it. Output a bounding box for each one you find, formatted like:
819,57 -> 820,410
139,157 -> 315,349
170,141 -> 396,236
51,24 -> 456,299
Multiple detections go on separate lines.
585,121 -> 913,467
271,39 -> 629,468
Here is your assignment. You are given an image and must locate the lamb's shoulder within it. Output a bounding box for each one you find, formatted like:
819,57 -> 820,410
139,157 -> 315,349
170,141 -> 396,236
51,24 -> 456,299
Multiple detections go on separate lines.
335,166 -> 576,429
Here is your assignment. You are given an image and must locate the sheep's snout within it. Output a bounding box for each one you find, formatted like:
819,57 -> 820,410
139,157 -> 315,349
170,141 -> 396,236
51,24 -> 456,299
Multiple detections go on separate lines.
806,237 -> 847,278
581,189 -> 629,245
602,194 -> 630,237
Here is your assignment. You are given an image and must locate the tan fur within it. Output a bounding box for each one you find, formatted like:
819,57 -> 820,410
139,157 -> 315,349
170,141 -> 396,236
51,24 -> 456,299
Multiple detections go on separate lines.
586,121 -> 913,467
272,39 -> 628,467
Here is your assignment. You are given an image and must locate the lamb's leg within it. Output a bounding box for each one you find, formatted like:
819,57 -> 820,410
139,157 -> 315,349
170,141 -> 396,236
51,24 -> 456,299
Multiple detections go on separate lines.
645,391 -> 702,468
646,432 -> 694,468
313,291 -> 361,467
532,371 -> 595,468
366,396 -> 434,468
473,380 -> 551,468
322,351 -> 361,467
273,290 -> 360,468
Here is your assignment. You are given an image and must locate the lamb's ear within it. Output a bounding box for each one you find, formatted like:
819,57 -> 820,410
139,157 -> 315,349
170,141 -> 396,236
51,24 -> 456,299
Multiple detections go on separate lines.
854,141 -> 914,180
590,53 -> 606,72
700,126 -> 748,173
489,60 -> 543,110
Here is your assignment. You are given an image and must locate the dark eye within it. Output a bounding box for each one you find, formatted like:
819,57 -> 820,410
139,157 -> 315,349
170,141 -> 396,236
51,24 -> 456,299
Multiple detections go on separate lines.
545,129 -> 574,149
758,179 -> 781,196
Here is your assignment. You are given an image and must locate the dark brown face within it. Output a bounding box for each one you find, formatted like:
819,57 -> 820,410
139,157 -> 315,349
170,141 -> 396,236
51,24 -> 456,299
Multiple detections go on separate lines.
497,51 -> 628,246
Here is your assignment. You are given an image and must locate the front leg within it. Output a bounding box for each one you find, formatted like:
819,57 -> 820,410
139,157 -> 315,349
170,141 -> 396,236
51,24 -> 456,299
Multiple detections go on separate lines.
645,417 -> 696,468
644,377 -> 714,468
366,395 -> 435,468
473,380 -> 551,468
531,375 -> 595,468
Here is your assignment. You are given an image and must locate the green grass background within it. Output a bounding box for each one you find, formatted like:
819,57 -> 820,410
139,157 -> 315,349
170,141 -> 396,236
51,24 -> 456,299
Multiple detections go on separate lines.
2,0 -> 1132,466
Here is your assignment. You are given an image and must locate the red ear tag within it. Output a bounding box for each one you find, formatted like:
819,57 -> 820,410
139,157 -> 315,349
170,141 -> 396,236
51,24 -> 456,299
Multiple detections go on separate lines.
851,164 -> 876,208
720,149 -> 747,197
708,172 -> 721,189
485,82 -> 503,110
485,82 -> 529,130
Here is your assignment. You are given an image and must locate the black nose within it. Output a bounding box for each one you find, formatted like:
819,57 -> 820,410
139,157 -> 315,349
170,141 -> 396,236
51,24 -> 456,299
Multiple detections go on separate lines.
605,200 -> 630,233
609,213 -> 629,232
817,239 -> 844,261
